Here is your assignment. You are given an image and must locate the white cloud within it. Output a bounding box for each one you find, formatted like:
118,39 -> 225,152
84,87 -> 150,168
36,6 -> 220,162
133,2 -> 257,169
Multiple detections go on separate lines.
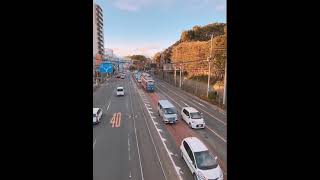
111,44 -> 164,57
215,4 -> 225,11
109,0 -> 174,12
108,0 -> 226,13
190,0 -> 226,12
110,0 -> 153,12
114,1 -> 139,11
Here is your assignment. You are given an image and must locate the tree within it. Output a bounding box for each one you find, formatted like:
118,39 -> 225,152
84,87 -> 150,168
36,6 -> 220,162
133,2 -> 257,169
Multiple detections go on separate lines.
153,52 -> 161,64
181,30 -> 194,42
129,55 -> 148,62
129,65 -> 137,71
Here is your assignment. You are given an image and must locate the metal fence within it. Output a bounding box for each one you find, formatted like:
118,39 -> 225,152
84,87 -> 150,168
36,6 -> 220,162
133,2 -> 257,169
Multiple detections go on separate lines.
155,70 -> 225,109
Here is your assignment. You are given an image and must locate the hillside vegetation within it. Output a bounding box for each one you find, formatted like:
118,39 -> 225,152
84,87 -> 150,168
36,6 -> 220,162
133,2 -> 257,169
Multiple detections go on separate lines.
154,23 -> 227,78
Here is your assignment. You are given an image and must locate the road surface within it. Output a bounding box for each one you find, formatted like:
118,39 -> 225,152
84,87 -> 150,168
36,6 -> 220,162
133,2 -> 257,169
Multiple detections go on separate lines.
93,73 -> 227,180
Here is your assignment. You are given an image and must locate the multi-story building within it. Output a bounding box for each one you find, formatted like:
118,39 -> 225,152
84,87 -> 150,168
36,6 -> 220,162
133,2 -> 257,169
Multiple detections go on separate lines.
93,2 -> 104,80
93,0 -> 97,79
95,4 -> 104,56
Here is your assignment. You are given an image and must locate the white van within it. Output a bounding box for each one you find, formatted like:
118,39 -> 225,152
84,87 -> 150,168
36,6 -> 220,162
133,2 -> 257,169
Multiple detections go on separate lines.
116,87 -> 124,96
157,100 -> 177,124
181,107 -> 205,129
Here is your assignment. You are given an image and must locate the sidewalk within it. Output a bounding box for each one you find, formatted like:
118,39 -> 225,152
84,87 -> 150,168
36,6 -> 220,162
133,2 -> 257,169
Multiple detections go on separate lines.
155,76 -> 226,115
93,83 -> 100,92
93,76 -> 112,92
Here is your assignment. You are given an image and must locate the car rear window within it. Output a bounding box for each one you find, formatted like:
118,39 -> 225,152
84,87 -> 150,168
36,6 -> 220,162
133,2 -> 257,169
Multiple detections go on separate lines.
117,89 -> 123,91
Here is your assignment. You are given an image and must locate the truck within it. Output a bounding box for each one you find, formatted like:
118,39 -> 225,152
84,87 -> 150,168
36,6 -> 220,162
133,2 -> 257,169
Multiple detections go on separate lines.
141,75 -> 155,92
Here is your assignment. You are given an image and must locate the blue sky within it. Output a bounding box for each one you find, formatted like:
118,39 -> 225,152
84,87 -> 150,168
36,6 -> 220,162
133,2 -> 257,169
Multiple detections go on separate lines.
96,0 -> 226,57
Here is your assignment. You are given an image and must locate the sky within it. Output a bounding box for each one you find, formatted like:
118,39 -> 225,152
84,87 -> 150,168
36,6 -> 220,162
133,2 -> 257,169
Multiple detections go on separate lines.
95,0 -> 226,58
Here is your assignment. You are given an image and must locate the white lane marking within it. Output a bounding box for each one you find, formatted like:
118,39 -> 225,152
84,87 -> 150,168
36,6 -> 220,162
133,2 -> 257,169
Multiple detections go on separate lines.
206,126 -> 226,143
155,86 -> 183,107
129,171 -> 132,178
157,85 -> 226,143
193,100 -> 205,107
106,100 -> 111,111
157,83 -> 226,126
133,84 -> 171,180
136,86 -> 183,180
128,135 -> 131,160
160,80 -> 225,115
93,138 -> 96,149
129,79 -> 145,180
180,100 -> 189,107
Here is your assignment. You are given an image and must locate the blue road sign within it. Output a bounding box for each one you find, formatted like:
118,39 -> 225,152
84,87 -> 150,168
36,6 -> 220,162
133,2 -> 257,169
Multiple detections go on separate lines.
99,63 -> 113,73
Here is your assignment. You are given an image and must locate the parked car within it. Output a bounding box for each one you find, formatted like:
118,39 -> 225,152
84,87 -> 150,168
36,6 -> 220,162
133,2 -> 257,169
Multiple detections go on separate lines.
93,108 -> 103,125
121,74 -> 125,79
180,137 -> 223,180
116,87 -> 124,96
181,107 -> 205,129
157,100 -> 177,124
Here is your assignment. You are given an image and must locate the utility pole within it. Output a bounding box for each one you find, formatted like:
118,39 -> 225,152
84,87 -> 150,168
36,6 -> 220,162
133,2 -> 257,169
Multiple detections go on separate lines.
223,58 -> 227,105
174,66 -> 177,86
207,34 -> 214,98
207,58 -> 211,97
179,65 -> 182,88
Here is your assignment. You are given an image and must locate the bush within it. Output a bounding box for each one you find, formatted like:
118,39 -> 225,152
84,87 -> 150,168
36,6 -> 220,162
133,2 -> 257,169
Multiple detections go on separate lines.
208,91 -> 217,100
129,65 -> 137,71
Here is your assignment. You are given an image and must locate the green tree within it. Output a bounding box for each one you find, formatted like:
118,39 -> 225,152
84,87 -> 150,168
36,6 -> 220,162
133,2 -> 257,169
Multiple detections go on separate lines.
129,55 -> 148,61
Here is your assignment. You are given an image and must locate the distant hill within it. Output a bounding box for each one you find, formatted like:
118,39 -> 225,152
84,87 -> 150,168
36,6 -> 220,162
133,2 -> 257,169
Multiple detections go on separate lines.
180,23 -> 226,42
154,23 -> 226,78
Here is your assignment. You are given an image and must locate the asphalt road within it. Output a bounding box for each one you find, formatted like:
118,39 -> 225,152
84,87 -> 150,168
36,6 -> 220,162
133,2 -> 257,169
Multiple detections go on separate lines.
93,72 -> 227,180
153,78 -> 227,174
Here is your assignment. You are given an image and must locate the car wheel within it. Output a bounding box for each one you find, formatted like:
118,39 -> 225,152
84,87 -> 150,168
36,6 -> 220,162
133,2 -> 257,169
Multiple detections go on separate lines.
188,122 -> 192,128
193,173 -> 198,180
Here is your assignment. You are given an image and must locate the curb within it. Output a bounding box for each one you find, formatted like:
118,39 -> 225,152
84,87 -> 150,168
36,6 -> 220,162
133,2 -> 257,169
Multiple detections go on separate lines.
156,77 -> 226,115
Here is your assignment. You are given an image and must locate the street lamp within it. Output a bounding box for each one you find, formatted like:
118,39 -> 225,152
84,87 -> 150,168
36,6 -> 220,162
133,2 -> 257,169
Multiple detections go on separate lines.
207,34 -> 214,98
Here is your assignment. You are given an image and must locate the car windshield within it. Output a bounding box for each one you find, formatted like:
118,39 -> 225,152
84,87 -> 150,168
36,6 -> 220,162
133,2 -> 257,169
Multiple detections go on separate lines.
117,89 -> 123,91
190,112 -> 202,119
164,108 -> 176,114
194,150 -> 218,170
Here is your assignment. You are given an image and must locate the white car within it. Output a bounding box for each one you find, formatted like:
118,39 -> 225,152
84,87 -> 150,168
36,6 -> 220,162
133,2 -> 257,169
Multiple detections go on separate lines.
93,108 -> 103,125
181,107 -> 205,129
116,87 -> 124,96
180,137 -> 223,180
